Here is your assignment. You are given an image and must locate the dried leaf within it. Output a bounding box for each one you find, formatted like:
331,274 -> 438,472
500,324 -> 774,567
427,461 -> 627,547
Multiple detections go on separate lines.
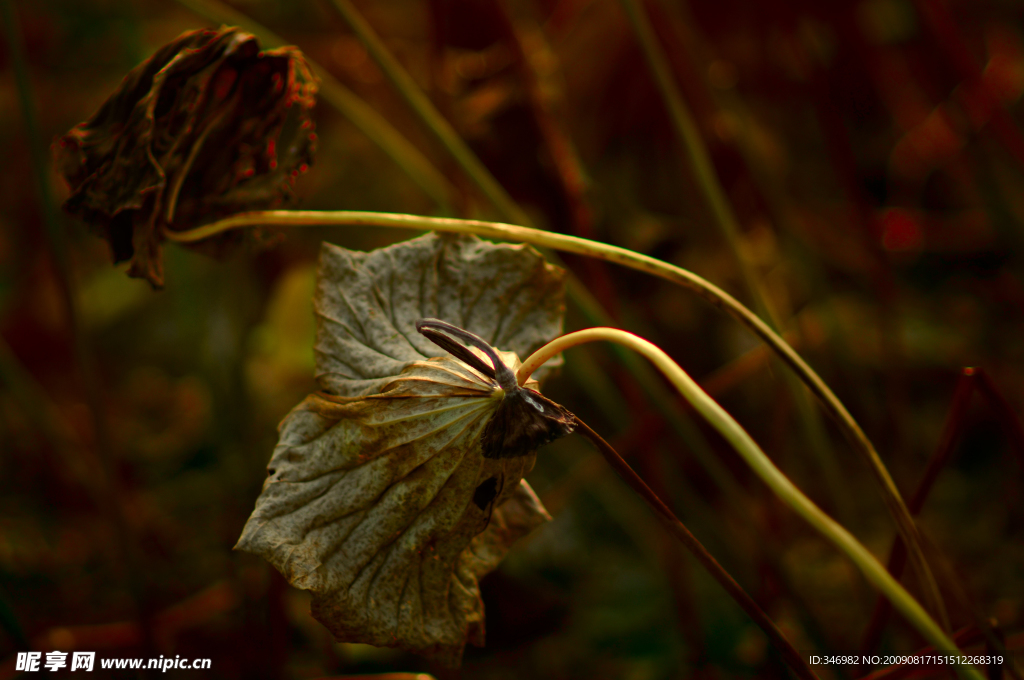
53,26 -> 318,288
236,233 -> 568,666
313,232 -> 565,395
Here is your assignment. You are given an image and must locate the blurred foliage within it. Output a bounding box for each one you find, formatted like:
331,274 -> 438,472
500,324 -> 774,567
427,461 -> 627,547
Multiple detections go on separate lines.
1,0 -> 1023,678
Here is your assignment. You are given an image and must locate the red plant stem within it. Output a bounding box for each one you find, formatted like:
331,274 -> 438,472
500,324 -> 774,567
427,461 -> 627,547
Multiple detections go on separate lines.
974,368 -> 1024,465
860,368 -> 977,663
908,369 -> 978,515
633,437 -> 706,663
860,365 -> 1024,670
860,367 -> 1024,680
573,417 -> 819,680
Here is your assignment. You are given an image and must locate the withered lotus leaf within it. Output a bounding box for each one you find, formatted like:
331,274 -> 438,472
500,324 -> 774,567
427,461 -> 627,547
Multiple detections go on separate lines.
236,233 -> 567,666
53,26 -> 318,288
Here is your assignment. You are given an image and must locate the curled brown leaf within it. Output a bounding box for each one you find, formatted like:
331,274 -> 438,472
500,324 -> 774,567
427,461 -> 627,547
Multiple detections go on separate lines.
53,26 -> 318,288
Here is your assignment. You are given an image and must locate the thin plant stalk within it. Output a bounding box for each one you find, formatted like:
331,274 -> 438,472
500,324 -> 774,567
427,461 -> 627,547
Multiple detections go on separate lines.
489,0 -> 622,314
571,418 -> 818,680
326,0 -> 529,226
175,0 -> 456,210
618,0 -> 905,608
325,0 -> 633,347
518,327 -> 983,680
975,368 -> 1024,460
186,0 -> 851,564
563,281 -> 747,502
701,59 -> 859,524
860,368 -> 1023,680
861,369 -> 976,657
617,0 -> 776,326
163,208 -> 930,586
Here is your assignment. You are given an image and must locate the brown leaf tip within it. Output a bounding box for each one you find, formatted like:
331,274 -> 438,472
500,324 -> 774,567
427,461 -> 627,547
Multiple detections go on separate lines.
53,26 -> 319,288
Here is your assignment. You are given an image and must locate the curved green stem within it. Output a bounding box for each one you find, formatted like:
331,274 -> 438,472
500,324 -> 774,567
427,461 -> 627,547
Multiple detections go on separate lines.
165,209 -> 945,653
164,208 -> 921,554
619,0 -> 922,617
521,328 -> 982,680
159,213 -> 842,457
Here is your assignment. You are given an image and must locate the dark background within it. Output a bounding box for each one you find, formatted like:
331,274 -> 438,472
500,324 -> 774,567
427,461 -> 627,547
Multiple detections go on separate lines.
1,0 -> 1022,677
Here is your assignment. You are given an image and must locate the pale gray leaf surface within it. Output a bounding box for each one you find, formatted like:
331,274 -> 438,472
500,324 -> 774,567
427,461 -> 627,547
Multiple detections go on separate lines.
237,234 -> 566,666
314,232 -> 565,397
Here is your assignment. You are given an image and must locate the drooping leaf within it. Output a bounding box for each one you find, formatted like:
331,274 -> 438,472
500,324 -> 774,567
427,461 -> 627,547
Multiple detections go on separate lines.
236,233 -> 568,666
53,26 -> 318,288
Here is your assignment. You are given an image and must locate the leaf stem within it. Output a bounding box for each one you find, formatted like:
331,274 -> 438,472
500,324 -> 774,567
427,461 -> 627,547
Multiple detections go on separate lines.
571,417 -> 818,680
619,0 -> 889,597
520,327 -> 983,680
163,208 -> 926,587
